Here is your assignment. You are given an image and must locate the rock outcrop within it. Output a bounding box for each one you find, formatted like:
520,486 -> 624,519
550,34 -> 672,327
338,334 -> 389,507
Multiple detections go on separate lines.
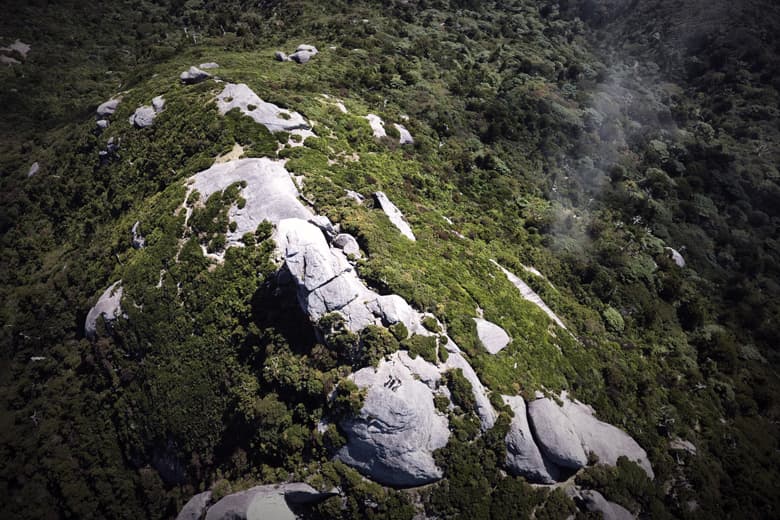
492,260 -> 567,329
373,192 -> 416,241
96,98 -> 120,118
129,96 -> 165,128
561,396 -> 654,478
332,233 -> 361,258
85,281 -> 124,338
503,395 -> 559,484
187,158 -> 313,249
27,162 -> 39,178
131,221 -> 146,249
666,247 -> 685,267
337,352 -> 450,486
274,44 -> 319,64
177,483 -> 335,520
365,114 -> 387,137
199,62 -> 219,69
215,83 -> 314,145
474,318 -> 511,354
442,348 -> 497,430
180,66 -> 210,84
572,489 -> 634,520
528,397 -> 588,469
395,123 -> 414,144
176,491 -> 212,520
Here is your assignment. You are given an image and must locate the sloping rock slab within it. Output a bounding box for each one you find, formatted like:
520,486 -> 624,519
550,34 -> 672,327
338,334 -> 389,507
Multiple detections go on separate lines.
216,83 -> 310,134
373,192 -> 415,241
85,281 -> 123,339
474,318 -> 511,354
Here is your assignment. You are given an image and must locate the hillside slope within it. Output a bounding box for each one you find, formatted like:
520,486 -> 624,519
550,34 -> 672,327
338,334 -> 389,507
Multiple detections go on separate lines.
1,1 -> 778,518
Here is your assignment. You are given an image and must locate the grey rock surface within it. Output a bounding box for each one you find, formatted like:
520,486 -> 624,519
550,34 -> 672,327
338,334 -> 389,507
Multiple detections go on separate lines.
96,119 -> 109,130
96,98 -> 120,117
131,221 -> 146,249
503,395 -> 560,484
365,114 -> 386,137
474,318 -> 511,354
274,51 -> 288,61
176,491 -> 212,520
187,158 -> 312,249
442,349 -> 497,430
216,83 -> 311,134
129,105 -> 156,128
492,260 -> 567,329
528,397 -> 588,469
27,162 -> 39,177
180,66 -> 210,84
394,123 -> 414,144
85,281 -> 124,339
332,233 -> 361,258
308,215 -> 338,240
288,44 -> 318,64
199,62 -> 219,69
201,483 -> 334,520
561,396 -> 654,479
337,352 -> 450,486
666,247 -> 685,268
152,95 -> 166,112
373,191 -> 416,241
578,490 -> 634,520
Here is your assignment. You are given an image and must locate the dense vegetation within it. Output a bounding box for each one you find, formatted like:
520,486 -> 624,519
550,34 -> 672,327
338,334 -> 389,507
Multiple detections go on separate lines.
1,0 -> 778,518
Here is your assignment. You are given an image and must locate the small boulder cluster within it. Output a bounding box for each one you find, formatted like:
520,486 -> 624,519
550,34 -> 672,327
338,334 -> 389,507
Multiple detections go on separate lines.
129,96 -> 165,129
275,44 -> 318,64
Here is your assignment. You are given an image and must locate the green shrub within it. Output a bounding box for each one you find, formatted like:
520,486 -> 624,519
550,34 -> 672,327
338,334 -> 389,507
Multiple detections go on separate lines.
401,334 -> 438,364
603,306 -> 625,332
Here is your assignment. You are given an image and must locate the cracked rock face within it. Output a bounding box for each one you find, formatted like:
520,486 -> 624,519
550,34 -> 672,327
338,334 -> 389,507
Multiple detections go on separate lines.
503,395 -> 560,484
474,318 -> 511,354
560,396 -> 654,479
85,281 -> 123,338
528,397 -> 588,469
337,351 -> 450,487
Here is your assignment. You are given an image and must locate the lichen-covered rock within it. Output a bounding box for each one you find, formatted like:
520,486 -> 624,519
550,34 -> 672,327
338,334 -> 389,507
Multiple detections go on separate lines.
337,352 -> 450,486
152,95 -> 166,112
503,395 -> 560,484
180,66 -> 210,84
561,396 -> 654,479
176,491 -> 212,520
528,397 -> 588,469
85,281 -> 124,339
27,162 -> 39,177
373,191 -> 416,241
274,50 -> 288,61
474,318 -> 511,354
